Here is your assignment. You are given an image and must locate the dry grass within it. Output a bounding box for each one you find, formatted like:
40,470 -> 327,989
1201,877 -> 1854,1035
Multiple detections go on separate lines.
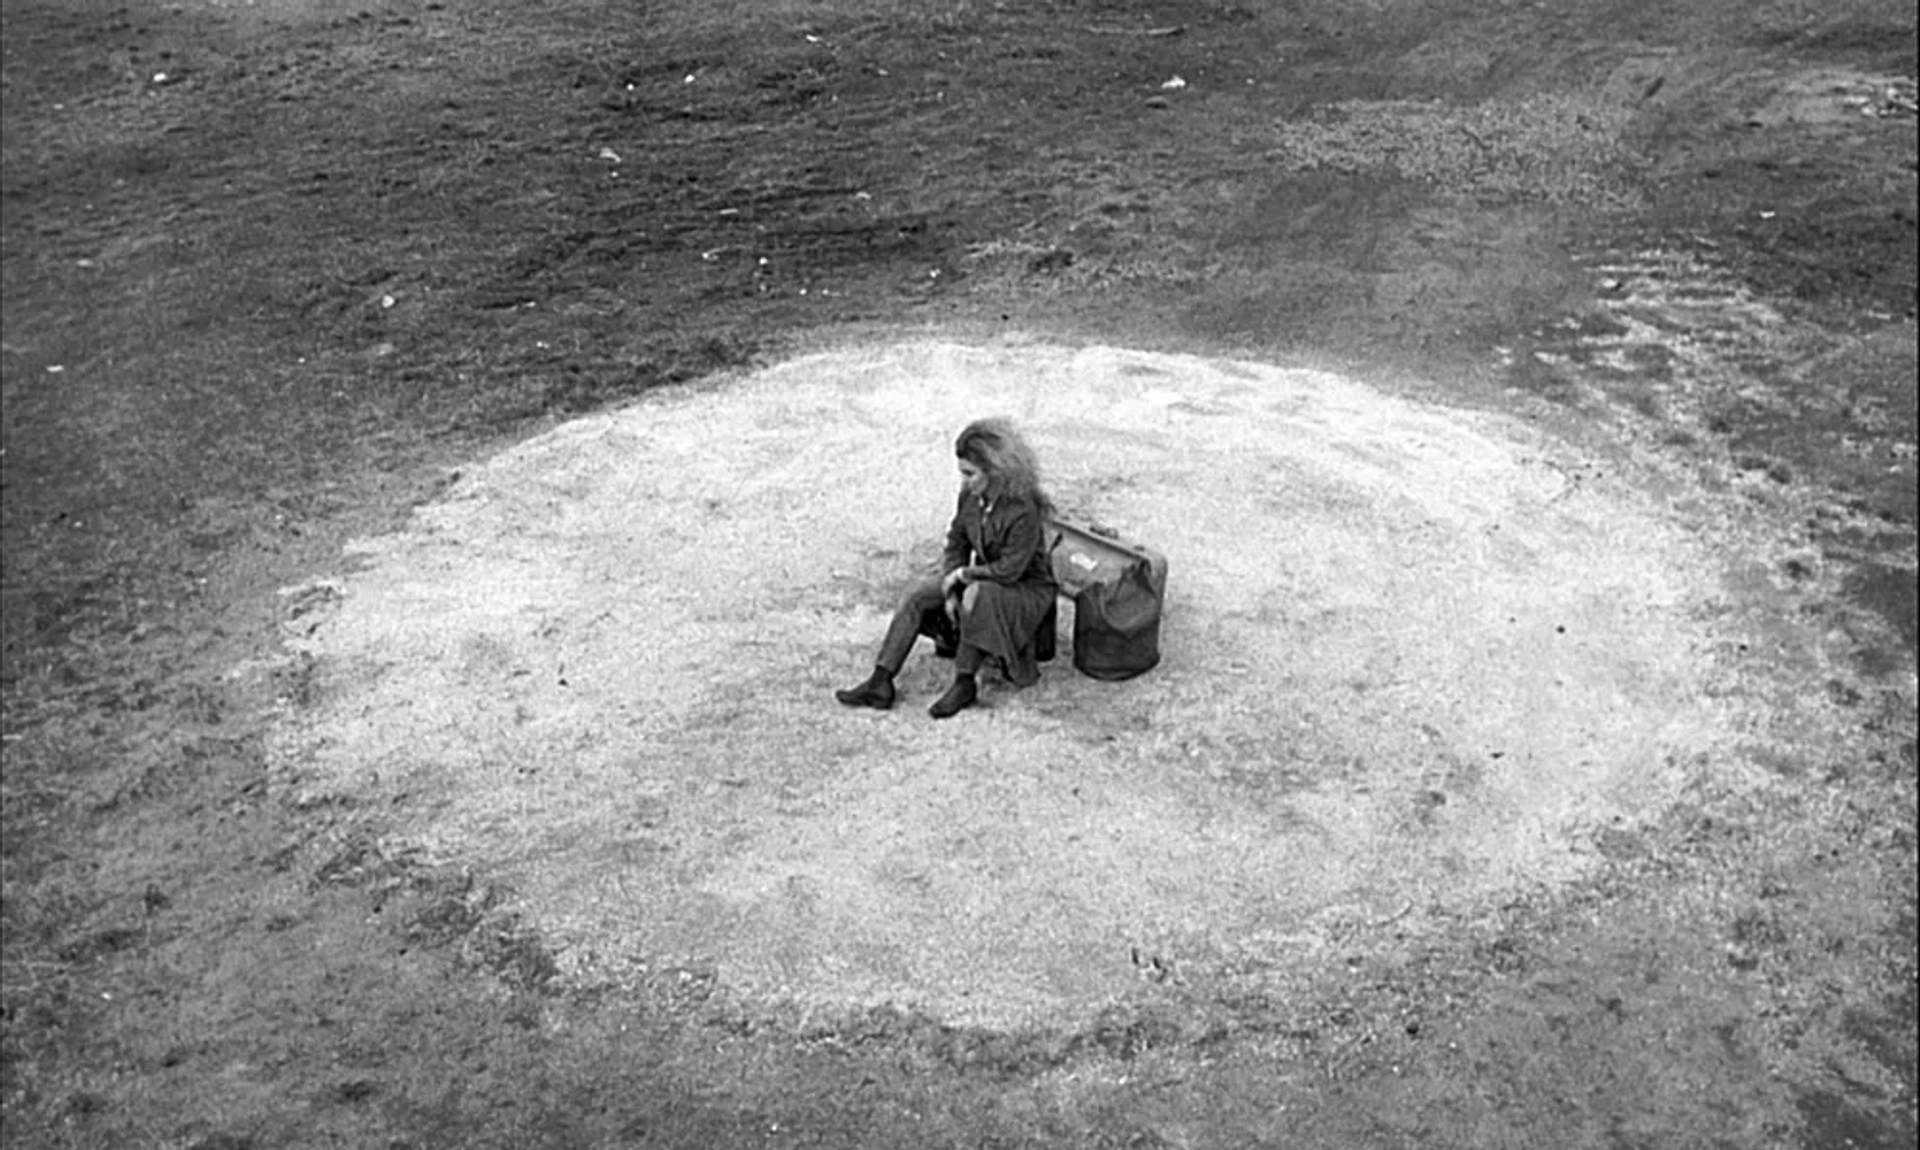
1,0 -> 1913,1144
272,340 -> 1765,1031
1262,93 -> 1644,206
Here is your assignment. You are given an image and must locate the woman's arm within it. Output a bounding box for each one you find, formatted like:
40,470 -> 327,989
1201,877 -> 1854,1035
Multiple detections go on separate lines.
960,503 -> 1042,585
941,496 -> 973,575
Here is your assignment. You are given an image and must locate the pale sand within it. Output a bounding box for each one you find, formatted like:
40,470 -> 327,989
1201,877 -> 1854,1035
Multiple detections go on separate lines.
269,340 -> 1746,1027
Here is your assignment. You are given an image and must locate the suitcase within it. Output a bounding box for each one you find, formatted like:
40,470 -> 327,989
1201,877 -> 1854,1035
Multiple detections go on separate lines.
1047,520 -> 1168,681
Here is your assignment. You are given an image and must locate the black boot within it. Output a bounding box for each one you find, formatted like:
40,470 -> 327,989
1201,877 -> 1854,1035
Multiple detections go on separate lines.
835,665 -> 896,710
928,673 -> 977,719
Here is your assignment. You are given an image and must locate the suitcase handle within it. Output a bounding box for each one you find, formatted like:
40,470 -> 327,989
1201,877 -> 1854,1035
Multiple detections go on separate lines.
1047,519 -> 1156,566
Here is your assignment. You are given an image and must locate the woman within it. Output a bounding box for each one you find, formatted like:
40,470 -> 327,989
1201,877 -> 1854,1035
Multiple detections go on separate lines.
836,417 -> 1058,718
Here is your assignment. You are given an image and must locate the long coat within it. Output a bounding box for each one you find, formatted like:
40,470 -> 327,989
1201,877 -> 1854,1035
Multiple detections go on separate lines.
942,491 -> 1057,687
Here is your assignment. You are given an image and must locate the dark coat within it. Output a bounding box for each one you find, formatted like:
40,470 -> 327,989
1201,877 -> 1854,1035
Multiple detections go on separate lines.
942,491 -> 1057,686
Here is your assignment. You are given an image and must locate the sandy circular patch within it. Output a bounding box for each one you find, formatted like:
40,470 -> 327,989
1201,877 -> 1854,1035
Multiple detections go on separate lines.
270,340 -> 1730,1027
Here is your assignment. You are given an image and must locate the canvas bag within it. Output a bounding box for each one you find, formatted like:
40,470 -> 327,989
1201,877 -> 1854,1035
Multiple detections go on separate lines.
1048,521 -> 1167,681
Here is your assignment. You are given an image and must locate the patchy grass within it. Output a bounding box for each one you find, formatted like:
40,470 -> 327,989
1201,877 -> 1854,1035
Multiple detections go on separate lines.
2,0 -> 1914,1145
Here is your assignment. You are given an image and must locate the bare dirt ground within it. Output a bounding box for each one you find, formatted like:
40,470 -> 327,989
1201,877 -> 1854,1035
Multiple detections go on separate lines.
271,342 -> 1740,1033
1,0 -> 1914,1147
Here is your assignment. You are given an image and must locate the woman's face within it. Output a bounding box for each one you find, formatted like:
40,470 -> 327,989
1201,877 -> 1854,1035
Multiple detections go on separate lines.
958,458 -> 988,498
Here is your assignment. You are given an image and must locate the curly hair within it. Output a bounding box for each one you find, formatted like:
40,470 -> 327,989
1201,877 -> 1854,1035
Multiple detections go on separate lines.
955,417 -> 1054,518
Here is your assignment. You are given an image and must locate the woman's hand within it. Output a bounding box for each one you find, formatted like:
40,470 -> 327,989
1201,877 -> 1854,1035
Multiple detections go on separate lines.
941,568 -> 970,625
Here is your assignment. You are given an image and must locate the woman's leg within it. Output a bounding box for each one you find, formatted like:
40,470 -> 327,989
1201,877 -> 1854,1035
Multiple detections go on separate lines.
876,579 -> 950,675
838,580 -> 946,709
953,580 -> 1054,686
929,652 -> 980,717
930,584 -> 985,718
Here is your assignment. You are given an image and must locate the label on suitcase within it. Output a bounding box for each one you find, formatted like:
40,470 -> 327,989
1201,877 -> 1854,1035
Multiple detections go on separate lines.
1048,521 -> 1168,597
1047,520 -> 1167,681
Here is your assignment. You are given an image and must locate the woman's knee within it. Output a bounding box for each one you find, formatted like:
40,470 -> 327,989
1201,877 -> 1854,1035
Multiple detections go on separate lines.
900,579 -> 947,612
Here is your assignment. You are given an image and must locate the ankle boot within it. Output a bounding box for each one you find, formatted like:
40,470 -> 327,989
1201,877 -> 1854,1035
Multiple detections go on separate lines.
835,666 -> 896,710
928,674 -> 977,719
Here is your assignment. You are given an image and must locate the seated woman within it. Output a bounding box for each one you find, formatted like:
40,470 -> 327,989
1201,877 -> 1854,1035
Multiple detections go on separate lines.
836,417 -> 1059,718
